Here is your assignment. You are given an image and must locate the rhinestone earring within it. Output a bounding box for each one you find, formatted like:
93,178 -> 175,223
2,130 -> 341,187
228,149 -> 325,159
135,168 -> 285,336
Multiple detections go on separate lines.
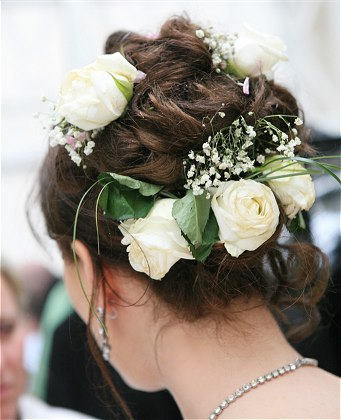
96,307 -> 111,361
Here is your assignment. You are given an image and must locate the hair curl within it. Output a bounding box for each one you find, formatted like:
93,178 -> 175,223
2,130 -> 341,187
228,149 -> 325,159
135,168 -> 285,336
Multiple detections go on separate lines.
37,15 -> 330,416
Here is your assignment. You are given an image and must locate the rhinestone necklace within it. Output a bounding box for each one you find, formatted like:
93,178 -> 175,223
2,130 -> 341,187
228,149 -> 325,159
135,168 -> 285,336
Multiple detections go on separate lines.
208,356 -> 318,420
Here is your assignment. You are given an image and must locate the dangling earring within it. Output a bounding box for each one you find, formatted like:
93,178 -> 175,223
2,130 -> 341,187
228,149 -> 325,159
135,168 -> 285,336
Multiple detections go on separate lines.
96,307 -> 111,361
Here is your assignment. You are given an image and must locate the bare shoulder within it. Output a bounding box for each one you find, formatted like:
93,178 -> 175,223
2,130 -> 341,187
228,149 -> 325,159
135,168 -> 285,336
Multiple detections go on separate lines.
288,367 -> 340,418
222,367 -> 340,419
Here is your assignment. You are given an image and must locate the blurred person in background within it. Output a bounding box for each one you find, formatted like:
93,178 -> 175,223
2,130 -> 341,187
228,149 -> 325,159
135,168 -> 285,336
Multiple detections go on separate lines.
0,266 -> 97,419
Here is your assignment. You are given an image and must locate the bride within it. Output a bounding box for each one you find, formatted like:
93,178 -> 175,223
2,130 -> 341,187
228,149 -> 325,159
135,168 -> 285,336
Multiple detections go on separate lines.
36,15 -> 339,419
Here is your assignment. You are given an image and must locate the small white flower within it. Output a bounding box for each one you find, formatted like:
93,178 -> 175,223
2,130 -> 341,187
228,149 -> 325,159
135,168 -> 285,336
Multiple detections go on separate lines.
83,147 -> 93,156
71,154 -> 82,166
233,166 -> 243,176
256,154 -> 265,164
87,140 -> 95,148
193,185 -> 204,195
276,144 -> 286,152
292,128 -> 298,135
188,150 -> 195,159
212,154 -> 220,164
200,174 -> 210,184
235,128 -> 242,137
196,155 -> 205,164
281,133 -> 288,140
242,140 -> 253,149
246,126 -> 256,138
49,137 -> 59,147
212,56 -> 222,66
294,117 -> 303,126
209,167 -> 216,176
195,29 -> 205,39
248,130 -> 256,138
265,148 -> 271,154
272,134 -> 278,142
224,172 -> 231,179
218,112 -> 226,118
219,162 -> 227,170
65,144 -> 72,153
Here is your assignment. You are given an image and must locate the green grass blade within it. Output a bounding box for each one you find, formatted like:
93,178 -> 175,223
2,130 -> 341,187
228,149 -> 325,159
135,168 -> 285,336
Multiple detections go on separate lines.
72,180 -> 108,335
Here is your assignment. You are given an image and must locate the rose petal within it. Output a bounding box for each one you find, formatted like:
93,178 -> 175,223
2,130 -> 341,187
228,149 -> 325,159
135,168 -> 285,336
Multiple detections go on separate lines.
134,70 -> 147,83
243,77 -> 250,95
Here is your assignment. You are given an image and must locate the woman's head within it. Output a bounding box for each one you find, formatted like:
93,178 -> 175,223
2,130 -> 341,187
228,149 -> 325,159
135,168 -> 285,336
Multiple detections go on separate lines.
38,15 -> 329,392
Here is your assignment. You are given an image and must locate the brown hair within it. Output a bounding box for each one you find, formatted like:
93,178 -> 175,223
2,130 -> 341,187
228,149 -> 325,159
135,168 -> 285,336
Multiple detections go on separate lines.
37,14 -> 329,418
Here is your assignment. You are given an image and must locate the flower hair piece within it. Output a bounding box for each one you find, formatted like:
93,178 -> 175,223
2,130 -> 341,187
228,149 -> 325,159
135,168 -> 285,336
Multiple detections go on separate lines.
45,26 -> 339,281
195,22 -> 288,79
89,104 -> 341,280
92,108 -> 340,279
183,109 -> 303,197
35,51 -> 146,166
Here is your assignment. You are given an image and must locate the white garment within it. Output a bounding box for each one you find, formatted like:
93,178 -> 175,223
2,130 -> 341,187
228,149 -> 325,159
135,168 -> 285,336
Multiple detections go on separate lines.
18,394 -> 98,420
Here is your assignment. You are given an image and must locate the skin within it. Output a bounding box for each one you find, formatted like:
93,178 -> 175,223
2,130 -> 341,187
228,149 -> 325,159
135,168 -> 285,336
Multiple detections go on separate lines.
0,277 -> 28,420
64,240 -> 340,419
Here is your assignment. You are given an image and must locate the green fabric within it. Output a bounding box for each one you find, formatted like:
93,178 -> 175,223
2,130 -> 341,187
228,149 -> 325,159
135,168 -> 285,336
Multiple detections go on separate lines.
32,281 -> 73,399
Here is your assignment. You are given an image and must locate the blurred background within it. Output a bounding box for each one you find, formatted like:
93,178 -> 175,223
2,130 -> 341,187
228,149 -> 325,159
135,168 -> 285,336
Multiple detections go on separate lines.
1,1 -> 340,419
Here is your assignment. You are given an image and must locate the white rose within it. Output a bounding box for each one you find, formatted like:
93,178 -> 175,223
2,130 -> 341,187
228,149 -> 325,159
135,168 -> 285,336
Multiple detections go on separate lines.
56,52 -> 138,131
211,179 -> 280,257
230,23 -> 288,78
118,199 -> 194,280
263,156 -> 316,219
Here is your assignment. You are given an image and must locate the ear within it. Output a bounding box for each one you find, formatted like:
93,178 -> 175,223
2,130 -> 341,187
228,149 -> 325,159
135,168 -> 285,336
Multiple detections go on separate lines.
63,240 -> 100,322
101,263 -> 150,313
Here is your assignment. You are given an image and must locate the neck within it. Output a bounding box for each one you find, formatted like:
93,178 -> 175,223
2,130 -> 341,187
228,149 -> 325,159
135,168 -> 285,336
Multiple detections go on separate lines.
156,295 -> 302,419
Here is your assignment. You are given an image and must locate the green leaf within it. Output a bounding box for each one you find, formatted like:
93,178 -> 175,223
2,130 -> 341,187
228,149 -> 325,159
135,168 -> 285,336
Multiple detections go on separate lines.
112,75 -> 134,102
119,45 -> 126,58
99,183 -> 155,220
287,211 -> 306,233
189,209 -> 219,262
172,190 -> 211,247
99,172 -> 163,196
98,172 -> 163,221
252,155 -> 341,185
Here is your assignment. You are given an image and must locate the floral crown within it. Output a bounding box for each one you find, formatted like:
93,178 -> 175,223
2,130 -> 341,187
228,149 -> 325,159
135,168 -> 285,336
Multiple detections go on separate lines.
37,24 -> 340,281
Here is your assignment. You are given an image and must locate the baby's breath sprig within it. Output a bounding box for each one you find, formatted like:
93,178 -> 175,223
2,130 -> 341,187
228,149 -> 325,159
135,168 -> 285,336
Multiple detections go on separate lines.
183,111 -> 304,196
34,96 -> 104,167
195,27 -> 238,74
